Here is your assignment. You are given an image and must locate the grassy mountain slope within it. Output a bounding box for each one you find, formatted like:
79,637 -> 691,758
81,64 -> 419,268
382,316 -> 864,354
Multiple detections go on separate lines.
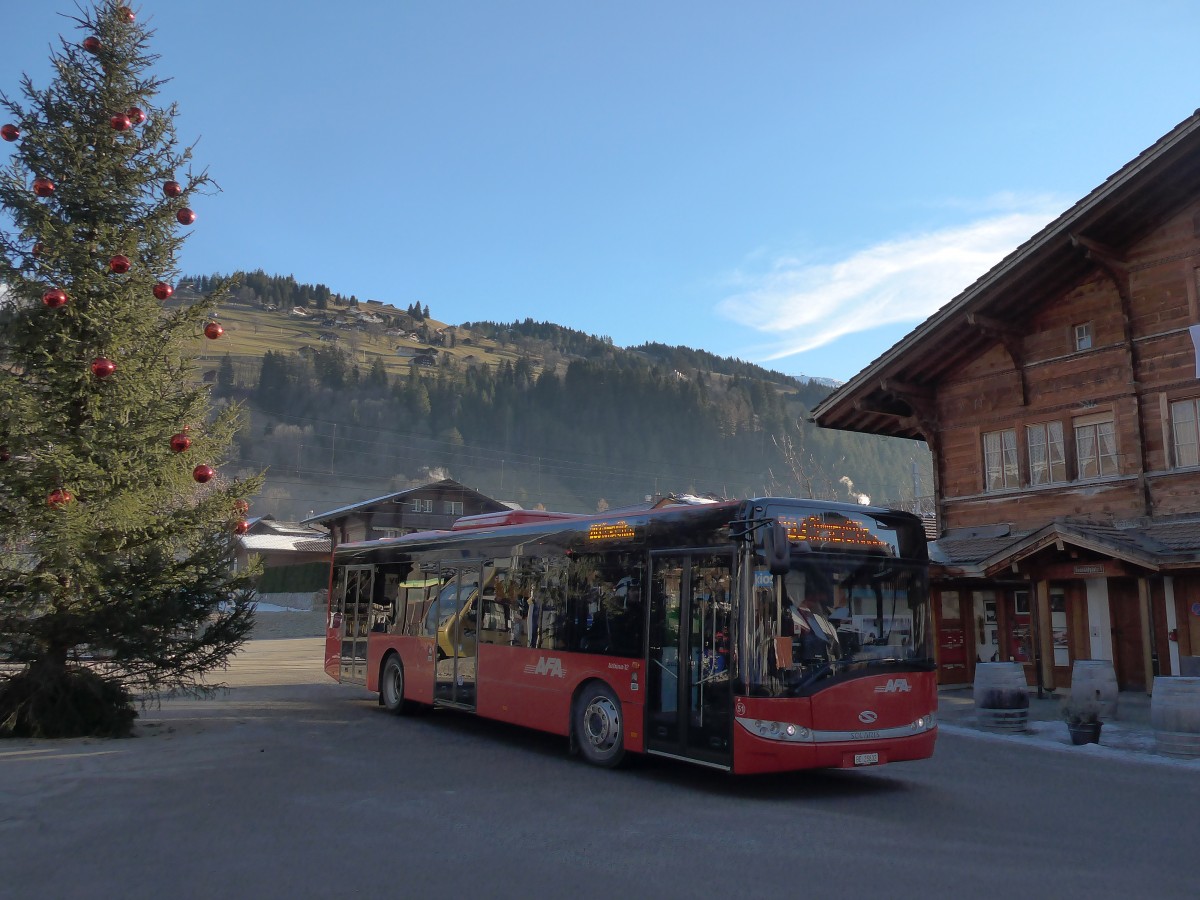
185,275 -> 931,519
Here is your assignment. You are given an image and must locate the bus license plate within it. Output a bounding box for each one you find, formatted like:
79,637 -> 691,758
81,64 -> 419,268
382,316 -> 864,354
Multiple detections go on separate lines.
854,752 -> 879,766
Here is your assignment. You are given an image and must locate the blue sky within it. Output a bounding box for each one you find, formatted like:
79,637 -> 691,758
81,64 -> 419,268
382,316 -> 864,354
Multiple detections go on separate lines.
5,1 -> 1200,382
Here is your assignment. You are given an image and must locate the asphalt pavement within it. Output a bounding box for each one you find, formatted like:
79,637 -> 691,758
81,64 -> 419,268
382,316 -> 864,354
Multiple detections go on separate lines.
3,639 -> 1199,900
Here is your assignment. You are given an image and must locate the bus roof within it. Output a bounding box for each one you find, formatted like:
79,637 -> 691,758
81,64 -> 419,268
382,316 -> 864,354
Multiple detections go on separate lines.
451,509 -> 582,531
332,497 -> 926,562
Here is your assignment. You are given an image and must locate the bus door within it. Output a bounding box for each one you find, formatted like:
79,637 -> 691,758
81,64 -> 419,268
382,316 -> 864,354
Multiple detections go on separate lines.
646,553 -> 734,767
431,562 -> 483,709
335,565 -> 373,685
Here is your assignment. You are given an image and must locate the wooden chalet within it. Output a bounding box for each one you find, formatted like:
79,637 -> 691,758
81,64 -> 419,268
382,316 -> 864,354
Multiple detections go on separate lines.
813,109 -> 1200,693
301,478 -> 510,548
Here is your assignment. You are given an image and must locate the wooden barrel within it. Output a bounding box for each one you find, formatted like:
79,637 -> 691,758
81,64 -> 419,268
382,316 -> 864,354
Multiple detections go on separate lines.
972,662 -> 1030,733
1069,659 -> 1119,721
1152,676 -> 1200,759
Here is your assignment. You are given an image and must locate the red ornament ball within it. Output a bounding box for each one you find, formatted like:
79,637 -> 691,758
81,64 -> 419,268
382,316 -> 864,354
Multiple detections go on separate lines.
153,281 -> 174,300
42,288 -> 68,308
90,357 -> 116,379
192,464 -> 216,484
32,178 -> 55,197
47,488 -> 74,508
31,242 -> 45,258
126,106 -> 146,126
109,254 -> 131,274
234,519 -> 251,535
163,180 -> 182,198
119,7 -> 135,22
170,432 -> 192,453
82,36 -> 102,53
0,446 -> 10,462
233,499 -> 250,515
204,321 -> 224,340
176,207 -> 196,225
110,114 -> 132,131
1,123 -> 18,142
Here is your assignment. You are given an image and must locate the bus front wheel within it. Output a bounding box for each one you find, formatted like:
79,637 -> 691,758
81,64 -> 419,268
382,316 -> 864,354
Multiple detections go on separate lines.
380,654 -> 413,715
574,681 -> 625,768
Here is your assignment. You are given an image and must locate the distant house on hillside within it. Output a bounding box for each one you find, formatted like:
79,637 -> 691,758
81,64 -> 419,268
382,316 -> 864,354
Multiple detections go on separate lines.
301,478 -> 511,548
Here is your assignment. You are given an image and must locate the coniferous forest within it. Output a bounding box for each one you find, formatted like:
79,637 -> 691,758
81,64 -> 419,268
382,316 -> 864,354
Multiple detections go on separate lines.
195,279 -> 932,519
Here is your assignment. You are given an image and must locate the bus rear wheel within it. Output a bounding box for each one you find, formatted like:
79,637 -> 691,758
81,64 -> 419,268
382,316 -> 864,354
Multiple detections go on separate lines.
380,655 -> 413,715
575,682 -> 625,768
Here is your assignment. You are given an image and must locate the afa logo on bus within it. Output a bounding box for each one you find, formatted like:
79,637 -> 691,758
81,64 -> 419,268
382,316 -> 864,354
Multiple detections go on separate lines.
524,657 -> 566,678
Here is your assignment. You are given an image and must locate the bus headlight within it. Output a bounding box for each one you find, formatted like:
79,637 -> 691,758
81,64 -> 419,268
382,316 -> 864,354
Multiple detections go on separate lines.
740,718 -> 812,742
911,713 -> 936,732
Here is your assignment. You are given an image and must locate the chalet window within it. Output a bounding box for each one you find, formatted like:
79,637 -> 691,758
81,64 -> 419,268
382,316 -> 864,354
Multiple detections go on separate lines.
443,500 -> 464,516
1074,322 -> 1093,352
410,498 -> 433,513
1170,398 -> 1200,468
983,429 -> 1019,491
1073,415 -> 1118,479
1026,422 -> 1066,485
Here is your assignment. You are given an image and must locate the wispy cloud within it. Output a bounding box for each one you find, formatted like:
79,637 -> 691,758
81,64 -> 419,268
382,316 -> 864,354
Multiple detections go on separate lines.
718,196 -> 1065,361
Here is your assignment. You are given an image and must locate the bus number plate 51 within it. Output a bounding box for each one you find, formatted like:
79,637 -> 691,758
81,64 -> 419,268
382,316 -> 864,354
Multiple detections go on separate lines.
854,752 -> 880,766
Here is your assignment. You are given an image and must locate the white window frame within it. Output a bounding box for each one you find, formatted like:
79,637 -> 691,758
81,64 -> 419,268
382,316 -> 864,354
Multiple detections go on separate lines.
1171,398 -> 1200,468
1026,421 -> 1067,485
1074,322 -> 1093,352
983,429 -> 1019,491
410,498 -> 433,513
443,500 -> 464,516
1073,415 -> 1118,479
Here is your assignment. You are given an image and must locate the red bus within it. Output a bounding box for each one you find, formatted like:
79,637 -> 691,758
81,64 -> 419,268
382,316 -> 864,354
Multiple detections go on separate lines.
324,496 -> 938,773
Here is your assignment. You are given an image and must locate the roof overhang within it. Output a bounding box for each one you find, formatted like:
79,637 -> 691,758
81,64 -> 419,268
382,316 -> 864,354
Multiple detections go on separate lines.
813,109 -> 1200,440
978,522 -> 1162,578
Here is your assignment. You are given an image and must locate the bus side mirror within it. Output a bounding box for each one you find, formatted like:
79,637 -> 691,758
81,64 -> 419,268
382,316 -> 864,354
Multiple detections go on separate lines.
763,522 -> 790,576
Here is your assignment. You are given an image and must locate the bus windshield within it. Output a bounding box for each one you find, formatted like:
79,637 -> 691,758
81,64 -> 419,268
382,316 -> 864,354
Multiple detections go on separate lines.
742,555 -> 933,697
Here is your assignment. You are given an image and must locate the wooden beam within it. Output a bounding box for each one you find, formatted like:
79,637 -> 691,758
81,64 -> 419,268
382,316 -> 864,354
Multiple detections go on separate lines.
853,398 -> 899,416
1070,234 -> 1128,270
965,313 -> 1028,406
879,378 -> 935,403
1035,580 -> 1056,692
966,312 -> 1021,338
1139,577 -> 1154,692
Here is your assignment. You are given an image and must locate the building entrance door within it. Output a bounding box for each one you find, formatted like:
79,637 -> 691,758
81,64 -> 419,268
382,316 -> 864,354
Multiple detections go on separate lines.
936,590 -> 970,684
1109,579 -> 1146,691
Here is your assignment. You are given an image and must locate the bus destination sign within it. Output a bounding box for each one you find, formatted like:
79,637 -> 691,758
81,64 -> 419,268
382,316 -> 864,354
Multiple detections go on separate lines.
587,520 -> 636,541
781,514 -> 891,550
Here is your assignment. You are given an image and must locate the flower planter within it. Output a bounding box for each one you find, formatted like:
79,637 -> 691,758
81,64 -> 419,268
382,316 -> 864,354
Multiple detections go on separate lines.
1067,721 -> 1102,745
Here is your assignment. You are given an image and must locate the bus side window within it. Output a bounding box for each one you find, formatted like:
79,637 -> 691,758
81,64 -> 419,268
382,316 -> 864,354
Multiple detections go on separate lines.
478,563 -> 512,645
564,552 -> 645,657
533,559 -> 569,651
408,584 -> 435,637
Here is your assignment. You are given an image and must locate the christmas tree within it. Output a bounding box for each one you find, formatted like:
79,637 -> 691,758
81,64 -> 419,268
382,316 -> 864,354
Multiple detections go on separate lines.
0,2 -> 261,737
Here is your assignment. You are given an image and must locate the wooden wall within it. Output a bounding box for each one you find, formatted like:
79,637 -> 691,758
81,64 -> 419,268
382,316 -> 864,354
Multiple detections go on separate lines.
934,200 -> 1200,532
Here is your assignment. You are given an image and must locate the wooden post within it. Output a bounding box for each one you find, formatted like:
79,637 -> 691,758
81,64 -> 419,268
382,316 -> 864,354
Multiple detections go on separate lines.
1138,577 -> 1154,694
1035,580 -> 1056,692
